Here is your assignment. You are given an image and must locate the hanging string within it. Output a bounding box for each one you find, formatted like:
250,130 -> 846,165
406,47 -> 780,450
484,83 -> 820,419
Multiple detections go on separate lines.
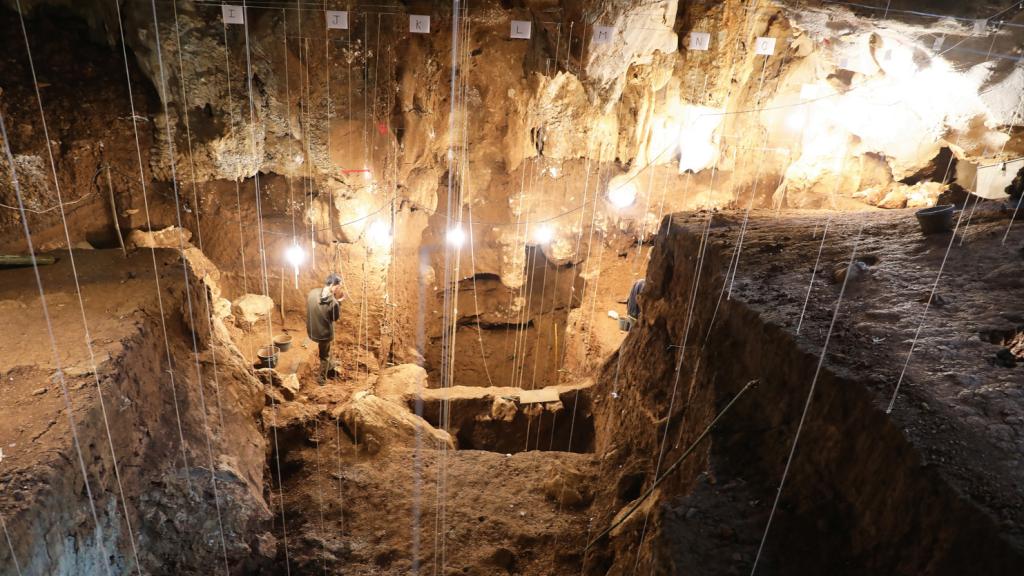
147,1 -> 232,570
283,8 -> 297,247
0,513 -> 21,576
14,1 -> 142,571
882,23 -> 1024,411
629,210 -> 716,572
796,217 -> 831,335
171,0 -> 231,440
586,380 -> 759,554
221,13 -> 249,294
0,105 -> 113,576
238,1 -> 292,571
314,418 -> 328,575
885,99 -> 1024,414
240,0 -> 277,346
502,161 -> 530,358
750,222 -> 866,574
630,2 -> 794,563
113,0 -> 194,500
954,31 -> 1006,244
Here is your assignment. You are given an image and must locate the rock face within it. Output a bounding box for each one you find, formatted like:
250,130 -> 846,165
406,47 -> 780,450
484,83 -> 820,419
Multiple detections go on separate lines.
256,368 -> 301,401
4,0 -> 1024,396
374,363 -> 428,401
232,293 -> 275,330
336,390 -> 454,454
126,226 -> 192,249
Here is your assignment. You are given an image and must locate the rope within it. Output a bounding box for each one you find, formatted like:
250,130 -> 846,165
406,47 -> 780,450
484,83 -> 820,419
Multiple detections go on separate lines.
584,379 -> 759,552
0,192 -> 92,214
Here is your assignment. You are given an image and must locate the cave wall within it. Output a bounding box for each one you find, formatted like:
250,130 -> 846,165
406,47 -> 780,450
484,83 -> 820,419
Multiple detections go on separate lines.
3,0 -> 1024,388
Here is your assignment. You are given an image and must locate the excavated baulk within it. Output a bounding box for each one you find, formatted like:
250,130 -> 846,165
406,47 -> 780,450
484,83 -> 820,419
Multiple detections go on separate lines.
0,249 -> 269,575
412,383 -> 596,454
586,208 -> 1024,575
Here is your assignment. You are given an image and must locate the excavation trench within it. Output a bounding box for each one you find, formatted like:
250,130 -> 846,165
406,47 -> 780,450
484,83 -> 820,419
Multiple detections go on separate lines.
586,212 -> 1024,575
4,208 -> 1024,575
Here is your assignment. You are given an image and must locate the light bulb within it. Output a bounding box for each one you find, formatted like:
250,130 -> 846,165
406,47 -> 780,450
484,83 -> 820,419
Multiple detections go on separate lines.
608,182 -> 637,209
533,224 -> 554,244
446,227 -> 466,247
366,219 -> 392,247
785,110 -> 807,132
285,244 -> 306,267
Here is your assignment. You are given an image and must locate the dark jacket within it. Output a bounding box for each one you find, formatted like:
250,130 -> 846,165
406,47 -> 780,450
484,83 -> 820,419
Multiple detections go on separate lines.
627,279 -> 645,319
306,287 -> 340,341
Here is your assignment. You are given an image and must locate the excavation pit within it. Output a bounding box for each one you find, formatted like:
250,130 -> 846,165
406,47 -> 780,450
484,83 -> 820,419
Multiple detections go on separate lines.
4,1 -> 1024,574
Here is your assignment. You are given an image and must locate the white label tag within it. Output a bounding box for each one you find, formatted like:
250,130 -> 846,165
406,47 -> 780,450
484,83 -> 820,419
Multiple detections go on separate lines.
932,35 -> 945,51
222,4 -> 244,25
511,20 -> 531,39
754,37 -> 776,55
839,57 -> 849,69
799,83 -> 818,100
326,10 -> 348,30
410,15 -> 430,34
974,19 -> 987,34
592,26 -> 615,45
689,32 -> 711,51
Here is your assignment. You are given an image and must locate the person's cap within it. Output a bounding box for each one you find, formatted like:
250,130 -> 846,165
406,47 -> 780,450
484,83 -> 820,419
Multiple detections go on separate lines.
325,273 -> 341,286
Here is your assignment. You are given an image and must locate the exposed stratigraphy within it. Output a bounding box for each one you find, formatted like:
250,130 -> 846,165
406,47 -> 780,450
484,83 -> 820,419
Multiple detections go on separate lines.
0,1 -> 1023,574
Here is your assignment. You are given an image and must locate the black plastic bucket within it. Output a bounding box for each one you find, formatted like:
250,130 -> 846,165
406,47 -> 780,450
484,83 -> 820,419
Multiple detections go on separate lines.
257,345 -> 280,369
273,334 -> 293,352
915,205 -> 955,235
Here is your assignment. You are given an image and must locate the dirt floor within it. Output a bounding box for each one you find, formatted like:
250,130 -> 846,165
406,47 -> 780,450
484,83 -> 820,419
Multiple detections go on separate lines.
709,203 -> 1024,538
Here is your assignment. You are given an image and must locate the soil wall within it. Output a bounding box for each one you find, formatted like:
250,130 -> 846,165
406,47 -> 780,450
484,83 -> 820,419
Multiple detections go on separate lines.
587,214 -> 1024,574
